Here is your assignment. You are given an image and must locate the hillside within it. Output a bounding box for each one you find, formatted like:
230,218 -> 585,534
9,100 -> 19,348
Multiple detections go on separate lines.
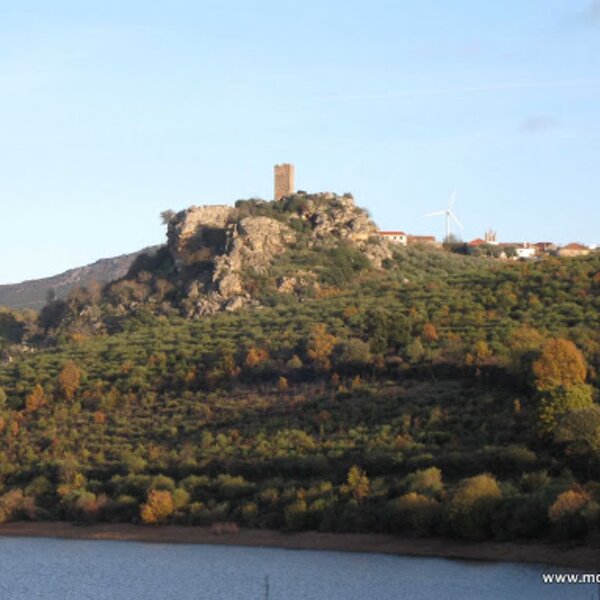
0,193 -> 598,548
0,249 -> 156,311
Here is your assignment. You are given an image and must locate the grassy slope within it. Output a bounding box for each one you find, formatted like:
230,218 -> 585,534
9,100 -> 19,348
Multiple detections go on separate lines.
0,248 -> 598,543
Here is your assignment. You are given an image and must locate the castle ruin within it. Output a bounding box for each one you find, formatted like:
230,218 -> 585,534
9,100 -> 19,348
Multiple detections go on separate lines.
274,163 -> 295,201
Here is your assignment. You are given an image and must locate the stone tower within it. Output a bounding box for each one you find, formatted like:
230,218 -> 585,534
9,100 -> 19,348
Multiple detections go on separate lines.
484,229 -> 498,244
274,163 -> 295,201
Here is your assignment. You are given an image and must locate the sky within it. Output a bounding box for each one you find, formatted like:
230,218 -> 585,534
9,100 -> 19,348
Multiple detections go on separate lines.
1,0 -> 599,284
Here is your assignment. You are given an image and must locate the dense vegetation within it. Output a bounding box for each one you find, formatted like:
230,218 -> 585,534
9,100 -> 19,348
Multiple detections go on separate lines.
0,229 -> 599,545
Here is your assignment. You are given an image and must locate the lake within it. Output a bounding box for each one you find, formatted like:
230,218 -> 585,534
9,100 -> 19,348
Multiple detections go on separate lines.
0,536 -> 594,599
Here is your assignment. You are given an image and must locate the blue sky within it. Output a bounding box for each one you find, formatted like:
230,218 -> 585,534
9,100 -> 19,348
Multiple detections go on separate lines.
1,0 -> 599,283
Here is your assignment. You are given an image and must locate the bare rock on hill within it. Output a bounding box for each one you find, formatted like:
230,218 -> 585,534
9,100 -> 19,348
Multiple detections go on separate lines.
167,205 -> 234,269
294,193 -> 392,268
212,216 -> 295,298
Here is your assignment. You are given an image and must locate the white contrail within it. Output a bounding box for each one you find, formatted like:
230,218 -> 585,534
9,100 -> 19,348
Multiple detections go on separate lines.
323,79 -> 598,101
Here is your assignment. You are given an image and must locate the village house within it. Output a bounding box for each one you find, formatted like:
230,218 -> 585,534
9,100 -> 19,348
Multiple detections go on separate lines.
407,235 -> 439,247
511,242 -> 537,260
534,242 -> 558,255
468,233 -> 538,259
378,231 -> 408,246
557,243 -> 591,258
467,238 -> 487,249
497,242 -> 537,260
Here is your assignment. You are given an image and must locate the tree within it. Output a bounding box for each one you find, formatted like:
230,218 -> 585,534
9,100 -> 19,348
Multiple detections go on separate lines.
160,210 -> 176,225
0,489 -> 25,523
25,384 -> 47,413
284,497 -> 308,530
473,340 -> 492,364
443,235 -> 468,254
538,384 -> 594,433
548,488 -> 590,522
506,325 -> 544,376
406,338 -> 425,364
555,406 -> 600,453
422,323 -> 438,343
140,489 -> 174,524
343,465 -> 370,504
448,474 -> 502,540
57,361 -> 82,400
533,338 -> 587,392
218,347 -> 240,378
332,338 -> 372,372
244,347 -> 269,368
388,492 -> 440,533
405,467 -> 443,497
307,324 -> 336,371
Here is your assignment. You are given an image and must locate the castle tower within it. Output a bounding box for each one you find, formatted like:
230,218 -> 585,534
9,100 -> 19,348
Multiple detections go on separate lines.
485,229 -> 498,244
274,163 -> 295,201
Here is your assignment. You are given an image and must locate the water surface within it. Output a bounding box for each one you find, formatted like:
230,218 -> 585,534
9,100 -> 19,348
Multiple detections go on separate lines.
0,536 -> 593,599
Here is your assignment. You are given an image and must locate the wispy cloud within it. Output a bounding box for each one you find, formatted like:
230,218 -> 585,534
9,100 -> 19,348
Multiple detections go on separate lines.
519,116 -> 560,135
580,0 -> 600,23
323,79 -> 597,102
569,0 -> 600,25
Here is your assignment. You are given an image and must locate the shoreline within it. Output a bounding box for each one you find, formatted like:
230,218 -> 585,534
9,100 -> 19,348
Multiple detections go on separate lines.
0,522 -> 598,570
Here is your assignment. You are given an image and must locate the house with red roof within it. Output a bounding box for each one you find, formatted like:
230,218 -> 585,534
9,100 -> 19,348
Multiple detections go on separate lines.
407,235 -> 439,247
557,243 -> 591,258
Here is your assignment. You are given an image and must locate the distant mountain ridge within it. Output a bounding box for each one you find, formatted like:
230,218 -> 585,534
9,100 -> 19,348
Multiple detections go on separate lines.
0,248 -> 158,311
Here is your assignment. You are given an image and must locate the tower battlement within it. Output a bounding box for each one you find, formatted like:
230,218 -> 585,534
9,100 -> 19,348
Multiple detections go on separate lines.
274,163 -> 295,201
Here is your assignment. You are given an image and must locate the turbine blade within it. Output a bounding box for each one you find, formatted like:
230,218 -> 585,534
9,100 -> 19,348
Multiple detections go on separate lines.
449,211 -> 463,228
448,187 -> 458,209
425,210 -> 446,217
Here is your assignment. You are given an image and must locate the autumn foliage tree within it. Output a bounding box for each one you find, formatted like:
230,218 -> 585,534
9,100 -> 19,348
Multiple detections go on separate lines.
533,338 -> 587,391
25,384 -> 47,413
533,339 -> 593,432
140,489 -> 174,524
306,324 -> 336,371
244,347 -> 269,369
548,488 -> 590,522
342,465 -> 370,504
448,474 -> 502,540
422,322 -> 438,343
57,361 -> 82,400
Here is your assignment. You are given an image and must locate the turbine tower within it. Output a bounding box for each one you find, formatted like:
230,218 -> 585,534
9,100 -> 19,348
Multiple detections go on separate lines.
426,188 -> 463,240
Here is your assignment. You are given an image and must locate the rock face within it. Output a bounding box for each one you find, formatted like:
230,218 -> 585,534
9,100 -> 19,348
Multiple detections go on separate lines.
169,208 -> 295,317
213,216 -> 295,290
167,205 -> 234,269
164,192 -> 391,317
293,193 -> 392,268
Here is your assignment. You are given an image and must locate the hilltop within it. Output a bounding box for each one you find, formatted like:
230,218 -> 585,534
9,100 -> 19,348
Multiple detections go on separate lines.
34,193 -> 394,338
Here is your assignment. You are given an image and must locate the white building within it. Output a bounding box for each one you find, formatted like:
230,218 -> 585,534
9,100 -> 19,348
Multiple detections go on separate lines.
514,243 -> 536,260
379,231 -> 408,246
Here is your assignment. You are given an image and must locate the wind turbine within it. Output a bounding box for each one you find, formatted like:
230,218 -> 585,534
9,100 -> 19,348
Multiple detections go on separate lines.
426,187 -> 463,240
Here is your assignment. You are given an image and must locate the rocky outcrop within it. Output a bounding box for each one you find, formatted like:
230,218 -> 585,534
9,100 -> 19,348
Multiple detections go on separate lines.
213,216 -> 295,295
291,193 -> 392,267
35,192 -> 396,336
277,272 -> 316,294
167,205 -> 234,269
175,214 -> 295,318
164,193 -> 390,317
